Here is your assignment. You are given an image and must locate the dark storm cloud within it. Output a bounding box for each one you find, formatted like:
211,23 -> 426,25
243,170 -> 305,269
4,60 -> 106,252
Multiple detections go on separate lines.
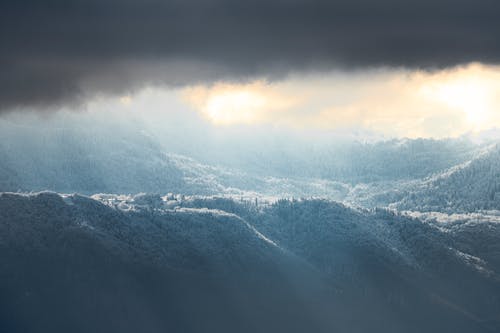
1,0 -> 500,111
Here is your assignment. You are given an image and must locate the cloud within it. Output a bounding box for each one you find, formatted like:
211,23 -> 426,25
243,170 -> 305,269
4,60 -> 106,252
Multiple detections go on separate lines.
181,81 -> 298,125
180,64 -> 500,138
1,0 -> 500,111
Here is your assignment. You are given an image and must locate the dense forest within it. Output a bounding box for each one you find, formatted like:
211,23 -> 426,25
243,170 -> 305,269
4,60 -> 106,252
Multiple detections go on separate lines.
1,192 -> 499,333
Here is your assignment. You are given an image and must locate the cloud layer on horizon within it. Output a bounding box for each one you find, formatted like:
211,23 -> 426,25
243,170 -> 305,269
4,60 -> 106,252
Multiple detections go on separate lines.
182,64 -> 500,138
2,0 -> 500,111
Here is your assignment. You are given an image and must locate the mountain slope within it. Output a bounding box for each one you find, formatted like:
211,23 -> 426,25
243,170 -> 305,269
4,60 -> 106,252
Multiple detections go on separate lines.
2,193 -> 500,332
396,144 -> 500,212
0,116 -> 187,194
0,113 -> 485,197
0,192 -> 330,333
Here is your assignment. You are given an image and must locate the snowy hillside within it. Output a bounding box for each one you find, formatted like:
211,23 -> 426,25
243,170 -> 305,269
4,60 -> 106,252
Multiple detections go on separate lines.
0,112 -> 486,199
2,112 -> 500,332
0,116 -> 187,194
395,144 -> 500,212
0,192 -> 329,333
2,192 -> 500,332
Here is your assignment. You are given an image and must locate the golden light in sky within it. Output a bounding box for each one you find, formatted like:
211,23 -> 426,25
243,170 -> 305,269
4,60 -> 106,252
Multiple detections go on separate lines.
203,90 -> 265,124
180,63 -> 500,138
119,95 -> 132,105
427,80 -> 489,125
182,81 -> 296,125
418,64 -> 499,132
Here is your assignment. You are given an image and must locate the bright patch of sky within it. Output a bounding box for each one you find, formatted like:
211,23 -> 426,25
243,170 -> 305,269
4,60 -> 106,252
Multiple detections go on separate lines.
45,63 -> 500,139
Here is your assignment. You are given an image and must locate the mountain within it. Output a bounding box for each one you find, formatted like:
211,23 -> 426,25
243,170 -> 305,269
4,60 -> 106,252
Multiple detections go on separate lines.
184,196 -> 500,331
395,144 -> 500,212
2,192 -> 499,333
0,192 -> 331,333
0,112 -> 485,198
0,114 -> 188,194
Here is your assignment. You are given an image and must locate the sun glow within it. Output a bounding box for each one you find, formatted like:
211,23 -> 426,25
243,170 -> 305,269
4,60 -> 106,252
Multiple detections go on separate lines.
419,64 -> 498,131
204,90 -> 266,124
180,63 -> 500,137
433,81 -> 489,124
182,82 -> 296,125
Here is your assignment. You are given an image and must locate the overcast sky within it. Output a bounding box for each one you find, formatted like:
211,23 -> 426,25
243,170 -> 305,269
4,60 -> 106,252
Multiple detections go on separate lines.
2,0 -> 500,137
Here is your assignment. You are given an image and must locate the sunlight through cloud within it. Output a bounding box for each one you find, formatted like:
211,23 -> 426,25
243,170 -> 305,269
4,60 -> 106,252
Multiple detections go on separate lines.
180,63 -> 500,138
181,81 -> 297,125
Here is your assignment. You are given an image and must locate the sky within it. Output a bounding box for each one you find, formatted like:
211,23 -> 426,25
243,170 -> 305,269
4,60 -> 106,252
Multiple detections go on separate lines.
2,0 -> 500,138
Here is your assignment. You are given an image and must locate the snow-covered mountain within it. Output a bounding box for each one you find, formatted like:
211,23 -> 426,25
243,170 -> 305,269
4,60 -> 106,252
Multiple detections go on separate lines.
0,112 -> 486,198
0,192 -> 330,333
0,115 -> 188,194
395,144 -> 500,212
2,112 -> 500,332
2,192 -> 499,333
2,111 -> 500,215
